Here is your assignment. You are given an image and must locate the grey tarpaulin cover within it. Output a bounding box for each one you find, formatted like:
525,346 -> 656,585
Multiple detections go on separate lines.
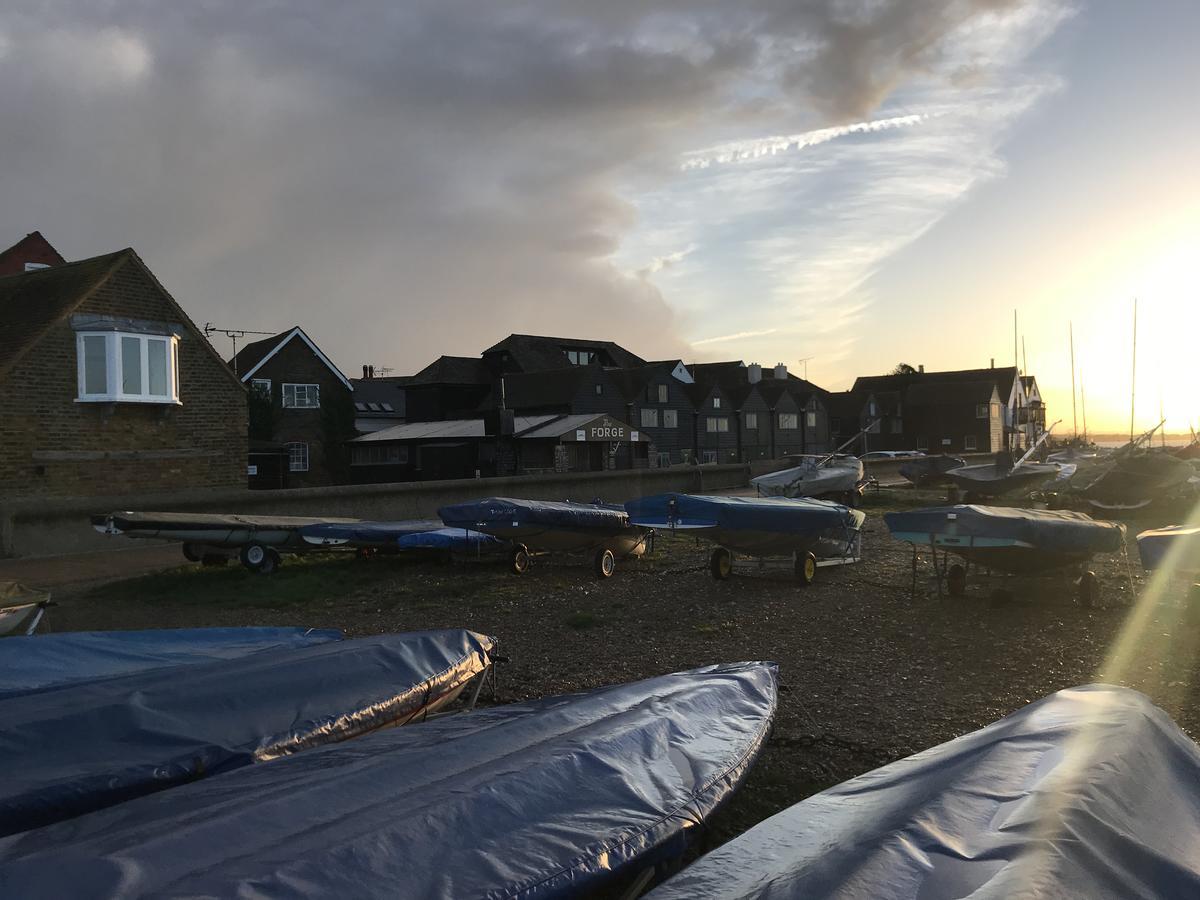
0,661 -> 777,899
884,504 -> 1126,554
0,629 -> 494,836
647,684 -> 1200,899
0,627 -> 343,697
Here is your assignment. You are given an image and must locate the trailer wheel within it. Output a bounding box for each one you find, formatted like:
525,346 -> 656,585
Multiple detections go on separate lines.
510,545 -> 531,575
709,547 -> 733,580
594,548 -> 616,579
182,542 -> 202,562
947,564 -> 967,598
796,551 -> 817,587
1078,571 -> 1099,608
240,543 -> 279,575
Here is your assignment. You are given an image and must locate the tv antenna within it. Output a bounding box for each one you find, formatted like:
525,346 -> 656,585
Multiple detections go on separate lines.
797,357 -> 814,380
203,324 -> 276,374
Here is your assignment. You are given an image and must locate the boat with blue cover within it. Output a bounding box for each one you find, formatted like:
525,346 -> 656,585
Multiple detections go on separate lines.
625,493 -> 865,584
0,661 -> 778,900
439,496 -> 652,577
0,626 -> 342,697
647,685 -> 1200,900
0,629 -> 495,836
885,505 -> 1125,603
1137,524 -> 1200,574
299,518 -> 445,547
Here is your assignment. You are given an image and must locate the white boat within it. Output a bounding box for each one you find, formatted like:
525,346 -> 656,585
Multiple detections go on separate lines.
750,455 -> 864,503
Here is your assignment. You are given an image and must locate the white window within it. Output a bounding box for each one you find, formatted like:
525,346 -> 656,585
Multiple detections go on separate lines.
594,383 -> 603,395
702,450 -> 718,464
24,262 -> 51,272
76,332 -> 180,404
656,384 -> 668,403
964,435 -> 978,451
976,404 -> 989,419
251,378 -> 271,397
287,442 -> 309,472
282,383 -> 320,409
663,409 -> 678,428
712,396 -> 721,409
745,413 -> 758,429
657,451 -> 671,467
706,416 -> 729,433
640,408 -> 659,428
941,438 -> 952,446
565,349 -> 595,365
779,413 -> 798,430
806,411 -> 817,428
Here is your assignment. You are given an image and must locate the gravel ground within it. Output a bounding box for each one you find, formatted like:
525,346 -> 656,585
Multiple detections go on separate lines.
49,485 -> 1200,848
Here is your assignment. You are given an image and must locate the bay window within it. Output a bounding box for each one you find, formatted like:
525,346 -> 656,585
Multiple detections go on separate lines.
76,331 -> 180,403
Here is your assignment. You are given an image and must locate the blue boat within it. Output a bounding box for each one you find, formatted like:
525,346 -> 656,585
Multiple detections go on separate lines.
299,518 -> 446,547
885,505 -> 1125,603
647,685 -> 1200,900
439,497 -> 652,577
396,526 -> 503,553
0,627 -> 342,697
0,629 -> 495,836
0,662 -> 778,899
625,493 -> 865,584
1137,525 -> 1200,574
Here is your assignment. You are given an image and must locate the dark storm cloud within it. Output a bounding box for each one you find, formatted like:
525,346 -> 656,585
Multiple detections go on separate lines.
0,1 -> 1041,371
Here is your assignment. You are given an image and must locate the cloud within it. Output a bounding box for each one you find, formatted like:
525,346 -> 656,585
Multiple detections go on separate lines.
693,328 -> 778,346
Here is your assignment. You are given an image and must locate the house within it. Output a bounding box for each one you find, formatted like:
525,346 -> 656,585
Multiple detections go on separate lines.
481,334 -> 646,374
229,326 -> 355,487
0,231 -> 66,277
351,367 -> 406,434
609,360 -> 695,467
0,249 -> 247,504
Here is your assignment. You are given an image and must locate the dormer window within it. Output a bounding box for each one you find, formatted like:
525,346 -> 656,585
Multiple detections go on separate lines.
712,396 -> 721,409
565,349 -> 596,365
76,331 -> 180,404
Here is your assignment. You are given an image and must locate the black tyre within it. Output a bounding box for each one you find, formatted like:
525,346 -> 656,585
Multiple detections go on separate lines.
258,549 -> 281,576
240,543 -> 271,573
182,543 -> 202,562
594,548 -> 616,579
796,551 -> 817,587
947,564 -> 967,598
1078,571 -> 1099,608
510,545 -> 531,575
709,547 -> 733,580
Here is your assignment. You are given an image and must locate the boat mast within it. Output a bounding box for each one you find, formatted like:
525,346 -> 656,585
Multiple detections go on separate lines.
1013,309 -> 1021,452
1129,298 -> 1137,443
1081,376 -> 1087,441
1069,322 -> 1077,439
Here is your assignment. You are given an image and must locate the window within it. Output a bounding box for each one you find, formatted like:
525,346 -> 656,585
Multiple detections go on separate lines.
706,416 -> 729,433
594,384 -> 603,395
779,413 -> 798,430
965,435 -> 978,451
282,383 -> 320,408
976,403 -> 989,419
76,332 -> 180,403
656,384 -> 668,403
25,262 -> 51,272
286,442 -> 309,472
663,409 -> 678,428
657,451 -> 671,468
745,413 -> 758,429
702,450 -> 718,464
806,411 -> 817,428
251,378 -> 271,398
941,438 -> 952,446
640,408 -> 659,428
712,396 -> 721,409
565,349 -> 595,365
352,444 -> 409,466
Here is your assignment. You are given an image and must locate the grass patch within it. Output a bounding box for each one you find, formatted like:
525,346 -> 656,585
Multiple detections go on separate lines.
564,611 -> 604,629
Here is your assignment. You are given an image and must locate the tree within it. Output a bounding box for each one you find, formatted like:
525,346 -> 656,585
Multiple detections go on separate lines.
891,363 -> 918,375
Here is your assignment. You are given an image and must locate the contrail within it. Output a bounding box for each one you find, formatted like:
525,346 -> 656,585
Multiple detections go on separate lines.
681,113 -> 927,170
693,328 -> 777,346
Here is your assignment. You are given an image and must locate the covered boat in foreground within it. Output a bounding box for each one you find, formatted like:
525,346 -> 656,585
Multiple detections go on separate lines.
647,685 -> 1200,900
0,626 -> 342,697
885,505 -> 1125,604
0,661 -> 778,900
626,493 -> 864,584
439,496 -> 652,578
1137,525 -> 1200,576
0,629 -> 495,836
750,454 -> 864,504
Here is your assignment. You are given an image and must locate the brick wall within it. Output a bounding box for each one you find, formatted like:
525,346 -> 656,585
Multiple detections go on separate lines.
0,259 -> 247,501
0,233 -> 66,277
246,337 -> 353,487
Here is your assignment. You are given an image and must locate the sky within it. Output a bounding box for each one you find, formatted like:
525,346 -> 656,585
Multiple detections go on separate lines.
1,1 -> 1196,433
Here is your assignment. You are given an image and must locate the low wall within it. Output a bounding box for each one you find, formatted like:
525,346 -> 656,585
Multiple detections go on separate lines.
0,464 -> 749,559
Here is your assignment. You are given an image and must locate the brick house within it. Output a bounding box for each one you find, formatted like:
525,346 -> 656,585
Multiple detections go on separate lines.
229,326 -> 355,487
0,231 -> 66,277
0,249 -> 247,505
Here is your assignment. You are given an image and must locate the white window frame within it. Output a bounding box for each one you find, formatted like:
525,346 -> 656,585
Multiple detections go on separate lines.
702,450 -> 718,464
745,412 -> 758,429
806,411 -> 817,428
282,383 -> 320,409
286,442 -> 309,472
712,396 -> 721,409
706,416 -> 729,433
640,408 -> 659,428
779,413 -> 798,430
75,331 -> 180,404
663,409 -> 678,428
964,435 -> 978,451
656,384 -> 668,403
251,378 -> 272,398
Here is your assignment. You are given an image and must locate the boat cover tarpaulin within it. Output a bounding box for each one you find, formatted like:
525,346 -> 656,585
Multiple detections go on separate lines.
439,496 -> 633,532
396,527 -> 503,552
0,661 -> 777,899
885,505 -> 1125,554
0,627 -> 343,697
1137,525 -> 1200,572
898,455 -> 965,485
299,519 -> 445,545
93,510 -> 359,535
625,493 -> 862,533
0,629 -> 495,836
647,684 -> 1200,900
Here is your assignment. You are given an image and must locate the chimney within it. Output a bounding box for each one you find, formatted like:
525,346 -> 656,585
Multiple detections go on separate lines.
362,365 -> 369,379
990,358 -> 994,369
747,363 -> 762,384
773,363 -> 787,380
918,364 -> 924,374
369,365 -> 375,378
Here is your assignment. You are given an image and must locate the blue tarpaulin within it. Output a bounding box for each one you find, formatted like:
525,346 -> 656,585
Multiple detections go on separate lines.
439,497 -> 632,532
396,527 -> 502,552
625,493 -> 859,533
0,661 -> 777,899
1137,525 -> 1200,572
0,629 -> 494,836
885,505 -> 1125,554
0,627 -> 342,697
299,519 -> 445,546
647,684 -> 1200,900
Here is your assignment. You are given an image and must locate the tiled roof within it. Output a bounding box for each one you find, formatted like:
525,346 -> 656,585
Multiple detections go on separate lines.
482,334 -> 646,371
406,355 -> 493,386
229,326 -> 354,390
852,366 -> 1018,397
